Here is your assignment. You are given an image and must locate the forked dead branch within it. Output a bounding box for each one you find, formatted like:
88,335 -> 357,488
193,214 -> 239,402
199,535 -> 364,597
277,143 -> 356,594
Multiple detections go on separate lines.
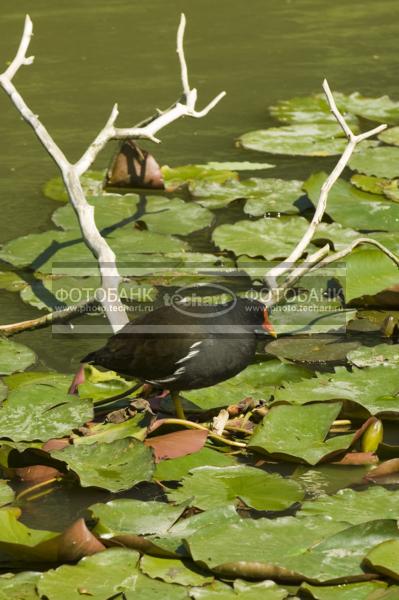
0,15 -> 398,335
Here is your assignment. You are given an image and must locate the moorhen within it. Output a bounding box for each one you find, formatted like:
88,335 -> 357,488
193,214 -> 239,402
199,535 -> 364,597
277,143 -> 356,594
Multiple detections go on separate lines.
81,297 -> 276,419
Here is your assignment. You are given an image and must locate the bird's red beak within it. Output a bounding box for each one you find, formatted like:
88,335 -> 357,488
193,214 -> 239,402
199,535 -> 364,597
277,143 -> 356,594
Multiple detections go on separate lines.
262,308 -> 277,338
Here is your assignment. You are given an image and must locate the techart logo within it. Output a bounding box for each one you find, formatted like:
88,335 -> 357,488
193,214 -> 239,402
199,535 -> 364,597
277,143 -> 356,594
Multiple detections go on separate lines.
169,284 -> 237,318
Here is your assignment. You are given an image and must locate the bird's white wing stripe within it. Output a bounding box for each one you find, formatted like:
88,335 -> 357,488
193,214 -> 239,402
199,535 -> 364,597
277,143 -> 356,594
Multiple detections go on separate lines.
148,341 -> 204,385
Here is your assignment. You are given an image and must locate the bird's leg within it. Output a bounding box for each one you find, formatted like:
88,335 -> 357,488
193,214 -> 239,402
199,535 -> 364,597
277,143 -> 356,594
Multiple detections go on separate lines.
171,391 -> 186,420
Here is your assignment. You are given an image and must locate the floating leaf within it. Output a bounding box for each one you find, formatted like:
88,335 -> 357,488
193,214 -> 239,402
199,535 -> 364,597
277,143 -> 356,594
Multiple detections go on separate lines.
346,249 -> 399,303
0,509 -> 58,562
52,195 -> 213,236
0,270 -> 27,292
206,161 -> 274,171
184,360 -> 312,410
37,547 -> 139,600
0,338 -> 36,376
336,91 -> 399,125
350,173 -> 399,203
191,580 -> 289,599
140,555 -> 213,587
364,539 -> 399,581
350,146 -> 399,179
0,572 -> 41,600
0,480 -> 14,507
304,172 -> 399,231
298,487 -> 399,525
0,381 -> 93,442
269,94 -> 358,126
244,179 -> 304,216
266,336 -> 360,365
145,429 -> 208,462
91,498 -> 187,538
162,164 -> 238,190
348,343 -> 399,367
77,365 -> 137,403
239,124 -> 347,157
73,413 -> 149,446
154,447 -> 237,481
379,125 -> 399,146
166,465 -> 304,511
52,439 -> 154,492
273,365 -> 399,416
43,170 -> 104,202
292,464 -> 371,498
249,402 -> 354,465
300,581 -> 387,599
212,217 -> 309,259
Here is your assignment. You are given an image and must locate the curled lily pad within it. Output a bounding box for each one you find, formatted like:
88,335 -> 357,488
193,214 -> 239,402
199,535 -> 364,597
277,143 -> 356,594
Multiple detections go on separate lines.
364,539 -> 399,581
249,402 -> 354,465
0,508 -> 58,562
166,465 -> 304,511
273,365 -> 399,416
349,146 -> 399,179
239,124 -> 347,157
212,217 -> 309,259
0,338 -> 36,376
52,438 -> 154,492
269,94 -> 358,126
0,381 -> 93,442
298,487 -> 399,525
37,547 -> 140,600
347,343 -> 399,367
43,170 -> 104,202
304,172 -> 399,231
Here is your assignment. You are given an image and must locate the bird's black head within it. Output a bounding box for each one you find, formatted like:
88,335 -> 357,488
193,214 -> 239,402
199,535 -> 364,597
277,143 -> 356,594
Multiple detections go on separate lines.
234,297 -> 277,336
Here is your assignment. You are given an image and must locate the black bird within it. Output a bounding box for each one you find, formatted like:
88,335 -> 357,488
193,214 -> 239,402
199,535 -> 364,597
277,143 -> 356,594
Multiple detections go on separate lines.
82,297 -> 276,419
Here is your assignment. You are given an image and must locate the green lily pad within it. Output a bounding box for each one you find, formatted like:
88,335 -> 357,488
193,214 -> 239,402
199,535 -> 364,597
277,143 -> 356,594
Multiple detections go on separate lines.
0,338 -> 36,376
335,91 -> 399,125
298,487 -> 399,525
273,365 -> 399,416
20,275 -> 100,311
212,216 -> 309,259
43,170 -> 104,202
3,371 -> 71,391
364,539 -> 399,581
244,179 -> 304,216
162,164 -> 238,190
0,572 -> 41,600
166,465 -> 304,511
0,229 -> 186,273
347,343 -> 399,367
0,480 -> 14,507
350,173 -> 393,195
37,547 -> 139,600
187,515 -> 399,583
184,360 -> 312,411
379,125 -> 399,146
124,574 -> 189,599
300,580 -> 387,599
52,195 -> 213,236
154,447 -> 237,481
0,381 -> 93,442
140,555 -> 213,587
0,508 -> 58,562
350,146 -> 399,179
249,402 -> 354,465
239,124 -> 347,157
185,515 -> 346,577
190,178 -> 303,212
72,413 -> 149,446
206,161 -> 275,171
269,94 -> 358,126
191,580 -> 289,599
91,498 -> 188,538
265,336 -> 360,365
77,365 -> 137,403
304,172 -> 399,231
52,438 -> 154,492
152,506 -> 240,558
312,222 -> 361,251
292,464 -> 372,498
346,248 -> 399,303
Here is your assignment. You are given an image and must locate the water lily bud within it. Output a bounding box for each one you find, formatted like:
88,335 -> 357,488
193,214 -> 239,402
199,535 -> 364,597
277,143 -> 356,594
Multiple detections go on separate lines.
361,419 -> 383,453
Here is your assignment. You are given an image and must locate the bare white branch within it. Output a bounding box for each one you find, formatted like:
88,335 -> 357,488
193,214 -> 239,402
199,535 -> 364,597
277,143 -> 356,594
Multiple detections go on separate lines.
310,237 -> 399,270
265,80 -> 388,287
2,15 -> 34,81
75,13 -> 226,175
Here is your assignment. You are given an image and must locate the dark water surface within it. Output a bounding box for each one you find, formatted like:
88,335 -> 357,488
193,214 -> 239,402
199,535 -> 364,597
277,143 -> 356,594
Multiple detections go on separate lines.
0,0 -> 398,370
